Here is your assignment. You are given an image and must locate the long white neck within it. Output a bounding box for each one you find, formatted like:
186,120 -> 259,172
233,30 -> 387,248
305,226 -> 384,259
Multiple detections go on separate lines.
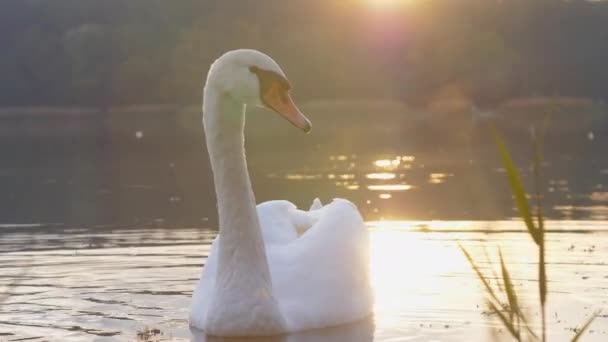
202,86 -> 285,335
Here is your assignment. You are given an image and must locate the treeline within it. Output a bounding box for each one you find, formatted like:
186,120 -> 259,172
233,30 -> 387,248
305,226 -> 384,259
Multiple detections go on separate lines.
1,0 -> 607,107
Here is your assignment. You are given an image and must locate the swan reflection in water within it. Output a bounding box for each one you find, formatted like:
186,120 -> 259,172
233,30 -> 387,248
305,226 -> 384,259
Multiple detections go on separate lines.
191,317 -> 375,342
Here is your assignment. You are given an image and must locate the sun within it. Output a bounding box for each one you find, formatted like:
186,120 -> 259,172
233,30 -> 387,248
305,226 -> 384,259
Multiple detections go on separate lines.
366,0 -> 408,10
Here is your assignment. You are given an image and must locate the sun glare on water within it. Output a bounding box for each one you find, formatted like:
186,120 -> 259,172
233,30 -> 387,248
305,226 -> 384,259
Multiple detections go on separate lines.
369,221 -> 474,326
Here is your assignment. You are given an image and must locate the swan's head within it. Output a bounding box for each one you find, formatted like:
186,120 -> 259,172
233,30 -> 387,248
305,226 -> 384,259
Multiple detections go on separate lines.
206,49 -> 311,133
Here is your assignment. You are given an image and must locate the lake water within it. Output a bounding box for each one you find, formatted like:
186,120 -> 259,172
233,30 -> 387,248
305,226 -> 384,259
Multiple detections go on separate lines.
0,103 -> 606,340
1,221 -> 607,341
0,102 -> 606,225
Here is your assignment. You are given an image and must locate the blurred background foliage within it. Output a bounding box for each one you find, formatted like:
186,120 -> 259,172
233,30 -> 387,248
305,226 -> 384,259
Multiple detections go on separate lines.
1,0 -> 607,107
0,0 -> 607,226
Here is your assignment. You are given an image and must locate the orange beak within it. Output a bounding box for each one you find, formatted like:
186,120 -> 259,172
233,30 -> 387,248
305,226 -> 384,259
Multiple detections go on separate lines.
263,83 -> 311,133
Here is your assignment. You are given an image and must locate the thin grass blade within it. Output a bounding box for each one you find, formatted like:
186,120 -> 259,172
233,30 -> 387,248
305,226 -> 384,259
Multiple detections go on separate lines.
488,300 -> 521,341
538,246 -> 547,306
491,126 -> 541,245
532,130 -> 545,235
571,310 -> 602,342
531,127 -> 548,308
483,247 -> 504,293
499,248 -> 519,321
459,244 -> 502,306
516,307 -> 539,340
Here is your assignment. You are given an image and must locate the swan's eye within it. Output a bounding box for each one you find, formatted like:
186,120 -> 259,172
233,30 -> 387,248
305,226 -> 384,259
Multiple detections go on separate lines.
250,67 -> 290,91
249,66 -> 291,106
247,64 -> 309,131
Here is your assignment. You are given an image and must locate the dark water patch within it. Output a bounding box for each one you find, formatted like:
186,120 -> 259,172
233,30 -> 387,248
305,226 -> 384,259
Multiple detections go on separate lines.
83,297 -> 163,310
0,105 -> 607,224
83,297 -> 126,305
0,291 -> 45,297
136,327 -> 163,341
129,313 -> 164,318
0,305 -> 68,314
183,255 -> 209,259
129,290 -> 190,296
75,310 -> 134,321
130,264 -> 202,269
9,337 -> 44,341
12,283 -> 64,288
3,302 -> 63,308
4,241 -> 207,253
66,285 -> 105,289
39,252 -> 198,258
0,275 -> 66,280
0,261 -> 85,269
0,320 -> 121,337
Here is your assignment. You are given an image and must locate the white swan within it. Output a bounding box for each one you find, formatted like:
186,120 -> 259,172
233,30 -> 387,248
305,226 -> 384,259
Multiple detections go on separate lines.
189,49 -> 373,337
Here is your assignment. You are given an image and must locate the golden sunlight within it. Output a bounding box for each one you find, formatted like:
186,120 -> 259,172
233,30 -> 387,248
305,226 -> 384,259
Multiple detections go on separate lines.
369,222 -> 472,324
367,184 -> 412,191
366,172 -> 397,180
365,0 -> 411,10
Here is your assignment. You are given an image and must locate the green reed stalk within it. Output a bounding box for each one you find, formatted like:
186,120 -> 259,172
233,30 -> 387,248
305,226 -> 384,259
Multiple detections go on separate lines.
460,124 -> 599,341
532,129 -> 547,342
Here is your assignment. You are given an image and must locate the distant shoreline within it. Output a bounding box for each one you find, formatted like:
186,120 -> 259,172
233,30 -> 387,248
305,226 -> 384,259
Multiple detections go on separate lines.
0,104 -> 189,117
0,97 -> 605,123
0,96 -> 605,114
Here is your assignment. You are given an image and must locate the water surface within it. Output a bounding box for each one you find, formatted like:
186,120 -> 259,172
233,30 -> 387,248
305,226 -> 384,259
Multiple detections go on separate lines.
0,103 -> 606,225
1,221 -> 607,341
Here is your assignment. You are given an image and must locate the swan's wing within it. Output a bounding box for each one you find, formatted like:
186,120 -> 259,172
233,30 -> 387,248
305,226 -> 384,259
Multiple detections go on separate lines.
268,199 -> 373,331
193,199 -> 372,332
287,198 -> 324,235
256,200 -> 299,245
309,198 -> 323,211
288,210 -> 320,236
191,198 -> 325,328
257,199 -> 323,243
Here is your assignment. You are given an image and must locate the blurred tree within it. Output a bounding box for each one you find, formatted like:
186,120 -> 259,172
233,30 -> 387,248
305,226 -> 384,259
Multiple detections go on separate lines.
13,27 -> 70,105
170,19 -> 265,103
64,24 -> 115,106
0,0 -> 607,106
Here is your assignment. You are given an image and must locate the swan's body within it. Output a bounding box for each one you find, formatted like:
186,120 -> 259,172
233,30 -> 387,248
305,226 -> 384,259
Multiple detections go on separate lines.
256,199 -> 321,244
189,50 -> 373,336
